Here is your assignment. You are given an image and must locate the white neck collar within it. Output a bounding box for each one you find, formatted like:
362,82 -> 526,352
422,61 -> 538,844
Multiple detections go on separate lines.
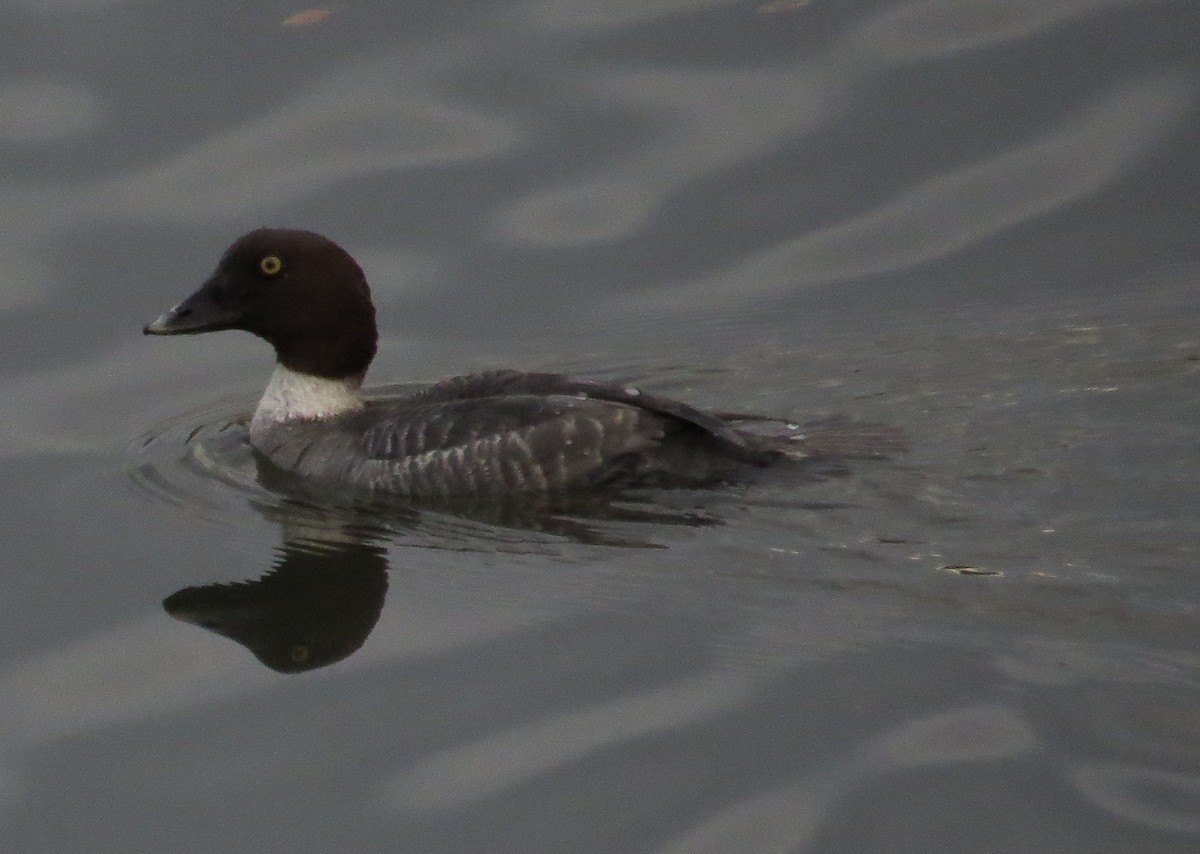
250,364 -> 364,433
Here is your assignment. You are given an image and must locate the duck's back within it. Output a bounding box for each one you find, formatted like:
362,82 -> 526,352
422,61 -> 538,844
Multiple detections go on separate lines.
250,371 -> 775,498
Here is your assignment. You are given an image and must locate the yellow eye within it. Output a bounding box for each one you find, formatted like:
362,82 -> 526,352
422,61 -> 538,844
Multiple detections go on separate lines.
289,644 -> 310,664
259,255 -> 283,276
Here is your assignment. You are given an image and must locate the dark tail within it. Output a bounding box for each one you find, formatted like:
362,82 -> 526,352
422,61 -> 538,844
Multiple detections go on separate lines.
719,413 -> 910,461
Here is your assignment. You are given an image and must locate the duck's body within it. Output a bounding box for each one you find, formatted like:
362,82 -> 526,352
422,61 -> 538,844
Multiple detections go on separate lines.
145,229 -> 897,499
249,368 -> 779,498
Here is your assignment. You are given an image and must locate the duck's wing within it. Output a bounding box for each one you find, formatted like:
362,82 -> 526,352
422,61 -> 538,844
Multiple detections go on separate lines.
403,370 -> 761,459
350,394 -> 678,495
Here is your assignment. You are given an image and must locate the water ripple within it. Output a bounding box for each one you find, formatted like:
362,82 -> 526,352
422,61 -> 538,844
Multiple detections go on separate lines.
655,703 -> 1036,854
621,72 -> 1191,318
124,399 -> 265,527
1070,762 -> 1200,834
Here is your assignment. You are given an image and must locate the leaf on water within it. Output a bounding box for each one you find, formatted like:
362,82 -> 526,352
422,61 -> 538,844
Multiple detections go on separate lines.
281,9 -> 332,26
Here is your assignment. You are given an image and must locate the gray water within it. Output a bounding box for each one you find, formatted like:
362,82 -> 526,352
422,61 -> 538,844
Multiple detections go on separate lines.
2,1 -> 1199,851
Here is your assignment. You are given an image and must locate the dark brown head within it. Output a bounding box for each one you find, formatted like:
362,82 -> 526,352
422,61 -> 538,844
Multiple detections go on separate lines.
144,229 -> 378,380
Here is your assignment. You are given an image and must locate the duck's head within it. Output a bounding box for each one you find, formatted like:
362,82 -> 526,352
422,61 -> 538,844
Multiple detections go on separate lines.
144,228 -> 378,381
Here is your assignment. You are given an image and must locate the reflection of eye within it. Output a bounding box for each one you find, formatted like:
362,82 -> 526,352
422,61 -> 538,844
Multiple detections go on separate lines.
289,644 -> 310,664
260,255 -> 283,276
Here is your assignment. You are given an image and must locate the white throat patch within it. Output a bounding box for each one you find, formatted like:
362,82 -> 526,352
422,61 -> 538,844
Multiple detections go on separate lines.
250,364 -> 363,434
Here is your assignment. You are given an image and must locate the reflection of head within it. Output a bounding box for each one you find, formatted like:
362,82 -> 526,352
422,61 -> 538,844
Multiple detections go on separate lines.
164,537 -> 388,673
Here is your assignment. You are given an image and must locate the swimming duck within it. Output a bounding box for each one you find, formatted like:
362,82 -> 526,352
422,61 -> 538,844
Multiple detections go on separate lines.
145,229 -> 897,498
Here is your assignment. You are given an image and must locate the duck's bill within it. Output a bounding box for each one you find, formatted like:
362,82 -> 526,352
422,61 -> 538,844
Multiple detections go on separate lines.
143,280 -> 241,335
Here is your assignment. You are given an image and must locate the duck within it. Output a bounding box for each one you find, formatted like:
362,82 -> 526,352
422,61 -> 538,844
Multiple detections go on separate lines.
144,229 -> 900,499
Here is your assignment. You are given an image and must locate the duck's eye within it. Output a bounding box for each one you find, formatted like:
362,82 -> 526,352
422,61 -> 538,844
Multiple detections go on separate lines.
289,644 -> 310,664
259,255 -> 283,277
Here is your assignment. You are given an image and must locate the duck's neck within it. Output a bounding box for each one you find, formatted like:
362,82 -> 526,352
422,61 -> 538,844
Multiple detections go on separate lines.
250,363 -> 364,433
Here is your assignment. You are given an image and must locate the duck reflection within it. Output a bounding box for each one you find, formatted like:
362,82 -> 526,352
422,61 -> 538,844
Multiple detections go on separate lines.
160,416 -> 906,673
160,453 -> 733,673
164,532 -> 389,673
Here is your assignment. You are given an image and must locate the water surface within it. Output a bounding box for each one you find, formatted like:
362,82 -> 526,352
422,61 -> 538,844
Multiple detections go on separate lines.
2,1 -> 1198,851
